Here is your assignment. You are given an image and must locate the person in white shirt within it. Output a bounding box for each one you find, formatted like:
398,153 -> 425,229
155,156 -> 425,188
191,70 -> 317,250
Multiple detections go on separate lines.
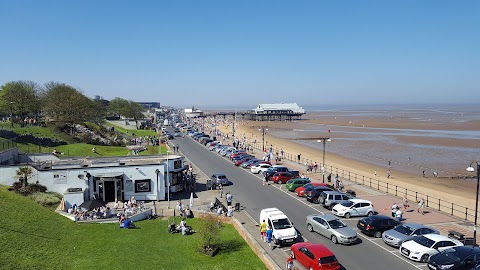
391,202 -> 398,217
395,207 -> 403,223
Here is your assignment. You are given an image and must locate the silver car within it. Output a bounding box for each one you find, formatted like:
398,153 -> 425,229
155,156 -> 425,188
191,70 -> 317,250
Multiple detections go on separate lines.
306,214 -> 358,244
382,222 -> 439,248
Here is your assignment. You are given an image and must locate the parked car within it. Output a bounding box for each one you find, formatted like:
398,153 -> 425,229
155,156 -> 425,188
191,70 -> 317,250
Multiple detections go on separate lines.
263,165 -> 290,181
296,182 -> 328,197
400,234 -> 464,262
286,178 -> 311,192
383,223 -> 439,248
241,159 -> 261,168
332,199 -> 374,218
290,242 -> 340,270
428,246 -> 480,270
271,172 -> 294,184
319,191 -> 355,210
357,215 -> 399,238
260,208 -> 297,246
211,173 -> 230,187
251,163 -> 272,174
234,156 -> 254,166
306,214 -> 358,245
305,187 -> 333,203
174,132 -> 182,137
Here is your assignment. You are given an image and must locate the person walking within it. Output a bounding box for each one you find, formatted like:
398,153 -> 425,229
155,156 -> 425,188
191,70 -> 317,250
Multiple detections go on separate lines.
266,225 -> 274,250
280,149 -> 284,158
403,195 -> 409,211
391,202 -> 398,217
387,170 -> 391,179
327,173 -> 332,183
219,184 -> 223,198
334,174 -> 339,189
423,170 -> 426,177
226,192 -> 233,207
395,207 -> 403,223
297,153 -> 301,163
260,220 -> 267,242
314,162 -> 318,173
374,170 -> 377,177
286,254 -> 294,270
418,197 -> 425,215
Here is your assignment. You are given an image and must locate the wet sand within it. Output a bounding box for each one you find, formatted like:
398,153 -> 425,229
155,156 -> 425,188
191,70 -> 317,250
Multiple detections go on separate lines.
209,116 -> 479,213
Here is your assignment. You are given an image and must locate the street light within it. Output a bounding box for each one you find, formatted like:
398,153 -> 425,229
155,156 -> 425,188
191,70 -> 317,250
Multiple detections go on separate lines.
258,127 -> 268,152
317,137 -> 332,183
166,150 -> 171,208
467,161 -> 479,246
10,101 -> 14,128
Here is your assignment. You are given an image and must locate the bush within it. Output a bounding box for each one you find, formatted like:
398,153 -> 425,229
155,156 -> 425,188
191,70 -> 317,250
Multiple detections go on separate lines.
197,214 -> 223,256
28,192 -> 62,207
26,183 -> 47,194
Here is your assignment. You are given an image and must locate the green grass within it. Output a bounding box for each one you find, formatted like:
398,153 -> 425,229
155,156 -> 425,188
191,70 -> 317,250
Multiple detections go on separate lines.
0,186 -> 266,270
0,122 -> 74,143
16,143 -> 168,157
104,121 -> 159,137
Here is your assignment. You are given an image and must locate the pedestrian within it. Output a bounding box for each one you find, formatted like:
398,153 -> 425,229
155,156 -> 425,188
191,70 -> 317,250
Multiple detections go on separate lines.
334,174 -> 339,189
286,254 -> 294,270
388,160 -> 391,167
391,202 -> 398,217
403,195 -> 409,211
327,173 -> 332,183
433,171 -> 438,178
260,219 -> 267,242
219,184 -> 223,198
280,149 -> 284,158
387,170 -> 391,179
423,170 -> 426,177
264,174 -> 269,185
176,144 -> 179,152
266,225 -> 274,250
297,153 -> 301,163
374,170 -> 377,177
395,207 -> 403,223
226,192 -> 233,207
314,162 -> 318,173
418,197 -> 425,215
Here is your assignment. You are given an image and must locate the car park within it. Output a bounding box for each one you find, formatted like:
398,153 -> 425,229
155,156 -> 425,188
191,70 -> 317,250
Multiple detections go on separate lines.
382,223 -> 439,248
296,182 -> 328,197
271,172 -> 294,184
319,191 -> 355,210
260,208 -> 297,246
285,178 -> 311,192
251,163 -> 272,174
306,214 -> 358,245
357,215 -> 399,238
332,199 -> 374,218
400,234 -> 464,262
290,242 -> 340,270
428,246 -> 480,270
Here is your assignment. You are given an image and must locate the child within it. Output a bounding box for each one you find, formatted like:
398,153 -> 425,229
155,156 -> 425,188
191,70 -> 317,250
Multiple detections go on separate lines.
286,254 -> 294,270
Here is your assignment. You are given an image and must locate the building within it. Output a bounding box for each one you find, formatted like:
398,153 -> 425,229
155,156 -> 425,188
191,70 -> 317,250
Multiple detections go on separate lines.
0,154 -> 186,208
138,102 -> 161,110
184,106 -> 203,118
250,102 -> 305,121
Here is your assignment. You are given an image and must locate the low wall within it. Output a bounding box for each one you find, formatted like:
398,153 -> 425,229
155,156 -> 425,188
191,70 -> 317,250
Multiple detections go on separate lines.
57,208 -> 153,224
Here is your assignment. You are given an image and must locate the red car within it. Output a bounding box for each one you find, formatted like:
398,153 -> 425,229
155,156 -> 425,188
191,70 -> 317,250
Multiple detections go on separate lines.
271,172 -> 294,184
290,242 -> 340,270
295,182 -> 328,197
234,156 -> 254,166
229,152 -> 247,159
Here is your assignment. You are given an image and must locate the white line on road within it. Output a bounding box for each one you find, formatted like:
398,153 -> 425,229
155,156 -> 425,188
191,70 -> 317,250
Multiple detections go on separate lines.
244,209 -> 259,226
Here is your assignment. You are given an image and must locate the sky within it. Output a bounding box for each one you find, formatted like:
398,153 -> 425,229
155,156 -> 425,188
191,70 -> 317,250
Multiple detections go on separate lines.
0,1 -> 479,108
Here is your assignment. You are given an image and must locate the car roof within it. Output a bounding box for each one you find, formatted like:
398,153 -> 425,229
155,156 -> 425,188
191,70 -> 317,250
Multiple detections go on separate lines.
400,223 -> 431,230
349,198 -> 372,203
322,190 -> 346,195
213,173 -> 226,177
422,233 -> 461,242
298,243 -> 334,257
362,215 -> 392,221
309,214 -> 339,222
451,246 -> 480,253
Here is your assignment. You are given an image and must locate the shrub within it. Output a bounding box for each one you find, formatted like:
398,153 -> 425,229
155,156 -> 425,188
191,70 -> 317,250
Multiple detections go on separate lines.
26,183 -> 47,194
28,192 -> 62,207
197,214 -> 223,256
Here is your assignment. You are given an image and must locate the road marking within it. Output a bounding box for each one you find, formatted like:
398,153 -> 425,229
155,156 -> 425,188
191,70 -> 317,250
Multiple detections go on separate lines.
244,209 -> 259,226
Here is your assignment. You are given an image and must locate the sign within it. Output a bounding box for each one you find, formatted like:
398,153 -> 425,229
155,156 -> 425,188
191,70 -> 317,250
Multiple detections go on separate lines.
53,172 -> 67,184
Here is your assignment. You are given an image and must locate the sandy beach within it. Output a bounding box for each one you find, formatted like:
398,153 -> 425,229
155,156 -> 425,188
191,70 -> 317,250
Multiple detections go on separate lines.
197,111 -> 480,220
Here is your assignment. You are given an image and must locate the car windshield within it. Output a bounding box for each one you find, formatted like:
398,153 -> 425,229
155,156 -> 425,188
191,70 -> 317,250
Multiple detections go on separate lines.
328,219 -> 346,229
413,236 -> 435,248
341,201 -> 354,207
394,225 -> 414,235
272,218 -> 293,229
217,175 -> 226,179
319,256 -> 337,265
441,248 -> 467,261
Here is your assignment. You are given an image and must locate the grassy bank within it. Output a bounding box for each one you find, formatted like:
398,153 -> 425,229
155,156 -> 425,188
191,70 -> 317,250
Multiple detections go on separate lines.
17,143 -> 168,156
0,186 -> 266,270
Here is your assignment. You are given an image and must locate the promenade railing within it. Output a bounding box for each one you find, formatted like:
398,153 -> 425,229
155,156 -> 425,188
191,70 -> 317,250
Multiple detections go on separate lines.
0,138 -> 17,152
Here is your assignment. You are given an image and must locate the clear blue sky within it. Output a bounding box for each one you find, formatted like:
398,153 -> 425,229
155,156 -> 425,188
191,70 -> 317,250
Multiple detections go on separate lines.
0,1 -> 478,108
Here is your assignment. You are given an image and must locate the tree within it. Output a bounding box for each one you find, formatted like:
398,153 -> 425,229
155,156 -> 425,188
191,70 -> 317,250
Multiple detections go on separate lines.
43,82 -> 95,134
109,98 -> 144,127
0,81 -> 41,126
197,214 -> 223,255
16,166 -> 33,189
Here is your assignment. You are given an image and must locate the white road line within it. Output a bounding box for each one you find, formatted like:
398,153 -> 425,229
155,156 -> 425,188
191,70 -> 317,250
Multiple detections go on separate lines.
244,209 -> 259,226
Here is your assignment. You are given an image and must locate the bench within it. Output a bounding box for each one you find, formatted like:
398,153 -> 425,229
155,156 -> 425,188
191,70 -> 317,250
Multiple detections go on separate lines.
448,230 -> 465,241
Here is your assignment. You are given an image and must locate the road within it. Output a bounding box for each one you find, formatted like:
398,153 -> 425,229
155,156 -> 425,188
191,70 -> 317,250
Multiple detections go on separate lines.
172,133 -> 425,270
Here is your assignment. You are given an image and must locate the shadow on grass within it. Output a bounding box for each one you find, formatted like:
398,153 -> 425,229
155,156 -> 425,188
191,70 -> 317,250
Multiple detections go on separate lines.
216,239 -> 245,255
0,225 -> 61,240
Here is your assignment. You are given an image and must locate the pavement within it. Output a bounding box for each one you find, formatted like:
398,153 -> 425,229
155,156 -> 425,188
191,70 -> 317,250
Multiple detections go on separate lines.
147,128 -> 477,270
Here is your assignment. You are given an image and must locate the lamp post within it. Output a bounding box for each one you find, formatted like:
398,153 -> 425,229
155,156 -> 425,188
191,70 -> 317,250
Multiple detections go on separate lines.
10,101 -> 14,128
317,137 -> 332,183
467,161 -> 480,246
258,127 -> 268,152
166,150 -> 171,208
155,169 -> 160,201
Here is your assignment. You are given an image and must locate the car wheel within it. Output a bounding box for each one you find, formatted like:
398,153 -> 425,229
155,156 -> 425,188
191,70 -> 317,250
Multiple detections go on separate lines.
420,254 -> 429,263
278,180 -> 283,184
374,231 -> 382,238
345,212 -> 351,218
307,223 -> 314,232
273,236 -> 279,245
367,211 -> 374,217
319,198 -> 325,204
331,235 -> 338,244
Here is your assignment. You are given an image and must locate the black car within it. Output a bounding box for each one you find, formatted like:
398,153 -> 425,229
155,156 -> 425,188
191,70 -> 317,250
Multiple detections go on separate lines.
357,215 -> 399,238
428,246 -> 480,270
306,186 -> 333,203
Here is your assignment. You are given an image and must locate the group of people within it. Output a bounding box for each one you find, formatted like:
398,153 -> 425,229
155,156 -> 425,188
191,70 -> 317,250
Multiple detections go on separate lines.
70,205 -> 114,221
176,200 -> 194,218
389,196 -> 426,223
259,219 -> 274,250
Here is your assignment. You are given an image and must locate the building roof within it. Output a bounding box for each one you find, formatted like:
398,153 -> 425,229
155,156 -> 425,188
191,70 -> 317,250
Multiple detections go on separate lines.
254,103 -> 305,114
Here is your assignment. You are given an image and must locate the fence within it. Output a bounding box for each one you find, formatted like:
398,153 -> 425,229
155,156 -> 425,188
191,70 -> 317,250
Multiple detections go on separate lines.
0,139 -> 17,152
249,141 -> 479,225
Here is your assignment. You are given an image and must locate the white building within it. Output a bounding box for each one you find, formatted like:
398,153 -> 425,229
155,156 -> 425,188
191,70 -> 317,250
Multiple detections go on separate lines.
184,106 -> 203,118
253,103 -> 305,115
0,154 -> 186,208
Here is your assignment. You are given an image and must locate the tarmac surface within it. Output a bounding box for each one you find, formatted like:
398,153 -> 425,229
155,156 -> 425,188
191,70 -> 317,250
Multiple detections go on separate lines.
150,127 -> 476,270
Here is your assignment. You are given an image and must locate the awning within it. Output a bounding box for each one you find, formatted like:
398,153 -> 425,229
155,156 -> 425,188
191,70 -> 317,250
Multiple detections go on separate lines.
91,172 -> 124,178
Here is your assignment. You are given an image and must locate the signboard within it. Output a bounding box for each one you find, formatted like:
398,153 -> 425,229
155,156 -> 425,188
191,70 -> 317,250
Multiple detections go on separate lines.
53,172 -> 67,184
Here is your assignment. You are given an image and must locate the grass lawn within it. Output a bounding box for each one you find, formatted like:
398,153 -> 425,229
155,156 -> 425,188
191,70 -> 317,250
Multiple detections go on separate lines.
17,143 -> 168,157
0,122 -> 74,143
104,121 -> 159,137
0,186 -> 266,270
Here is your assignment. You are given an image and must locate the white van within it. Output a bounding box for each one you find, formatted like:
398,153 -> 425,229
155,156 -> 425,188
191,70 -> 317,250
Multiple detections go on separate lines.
260,208 -> 297,246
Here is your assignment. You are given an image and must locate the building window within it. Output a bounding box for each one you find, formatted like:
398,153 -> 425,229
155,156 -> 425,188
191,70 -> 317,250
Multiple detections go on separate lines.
174,160 -> 182,170
135,179 -> 151,193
